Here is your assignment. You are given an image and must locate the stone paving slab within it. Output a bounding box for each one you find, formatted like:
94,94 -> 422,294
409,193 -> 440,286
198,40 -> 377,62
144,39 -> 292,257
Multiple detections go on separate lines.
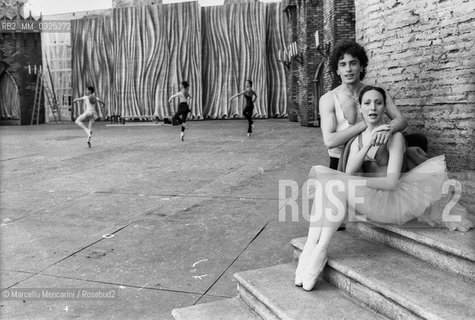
0,190 -> 88,222
0,120 -> 329,319
0,271 -> 34,291
1,274 -> 197,320
37,198 -> 274,294
206,218 -> 309,297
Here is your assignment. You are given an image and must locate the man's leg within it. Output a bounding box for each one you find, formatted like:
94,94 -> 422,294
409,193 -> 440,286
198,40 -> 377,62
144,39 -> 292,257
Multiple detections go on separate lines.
329,157 -> 339,170
181,111 -> 189,132
172,109 -> 183,126
328,157 -> 345,231
404,133 -> 428,152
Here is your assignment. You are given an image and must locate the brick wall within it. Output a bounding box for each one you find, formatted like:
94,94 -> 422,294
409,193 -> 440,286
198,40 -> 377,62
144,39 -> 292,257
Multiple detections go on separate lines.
0,32 -> 43,124
295,0 -> 307,124
322,0 -> 335,94
323,0 -> 355,93
283,1 -> 299,121
284,0 -> 354,126
355,0 -> 475,210
284,0 -> 324,126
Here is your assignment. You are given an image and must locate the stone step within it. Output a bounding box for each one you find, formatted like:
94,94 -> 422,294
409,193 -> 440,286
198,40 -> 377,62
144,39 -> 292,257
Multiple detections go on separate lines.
234,263 -> 386,320
292,232 -> 475,320
346,218 -> 475,281
172,297 -> 259,320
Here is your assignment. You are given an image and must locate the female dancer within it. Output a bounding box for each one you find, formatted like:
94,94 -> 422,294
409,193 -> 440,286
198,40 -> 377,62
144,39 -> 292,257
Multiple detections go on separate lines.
295,86 -> 472,291
230,80 -> 257,137
168,81 -> 191,142
73,86 -> 105,147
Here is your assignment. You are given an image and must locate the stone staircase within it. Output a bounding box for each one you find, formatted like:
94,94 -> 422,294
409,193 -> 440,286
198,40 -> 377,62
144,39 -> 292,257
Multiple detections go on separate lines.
172,219 -> 475,320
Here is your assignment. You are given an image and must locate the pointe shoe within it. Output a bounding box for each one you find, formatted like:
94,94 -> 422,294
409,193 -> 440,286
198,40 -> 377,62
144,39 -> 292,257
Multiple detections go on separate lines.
180,132 -> 184,141
247,133 -> 251,138
86,133 -> 92,148
295,254 -> 308,287
295,266 -> 304,287
295,276 -> 303,287
302,250 -> 328,291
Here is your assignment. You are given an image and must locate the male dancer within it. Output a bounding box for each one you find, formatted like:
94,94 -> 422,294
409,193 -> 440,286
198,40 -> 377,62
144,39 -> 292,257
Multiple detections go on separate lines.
73,86 -> 105,147
319,41 -> 408,231
168,81 -> 192,141
320,41 -> 408,170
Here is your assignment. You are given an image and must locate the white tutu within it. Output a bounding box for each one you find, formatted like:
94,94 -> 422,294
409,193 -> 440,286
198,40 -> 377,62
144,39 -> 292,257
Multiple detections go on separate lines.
308,155 -> 472,231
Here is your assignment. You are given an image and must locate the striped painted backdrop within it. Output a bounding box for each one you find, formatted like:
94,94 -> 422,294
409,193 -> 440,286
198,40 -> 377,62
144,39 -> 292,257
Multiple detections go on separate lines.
111,2 -> 202,119
71,16 -> 114,118
266,3 -> 287,117
71,2 -> 286,119
202,2 -> 267,119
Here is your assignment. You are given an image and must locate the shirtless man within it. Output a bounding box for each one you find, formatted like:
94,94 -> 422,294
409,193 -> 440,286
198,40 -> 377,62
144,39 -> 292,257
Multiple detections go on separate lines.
168,81 -> 192,141
319,41 -> 408,231
320,40 -> 408,170
73,86 -> 105,148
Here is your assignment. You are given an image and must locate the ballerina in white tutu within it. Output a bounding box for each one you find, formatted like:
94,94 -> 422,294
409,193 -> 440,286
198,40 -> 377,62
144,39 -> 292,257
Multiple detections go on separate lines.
295,86 -> 472,291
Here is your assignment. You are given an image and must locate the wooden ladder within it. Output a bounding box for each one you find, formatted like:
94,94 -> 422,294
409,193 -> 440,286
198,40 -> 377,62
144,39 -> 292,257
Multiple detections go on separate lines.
43,75 -> 61,123
44,58 -> 61,123
30,67 -> 43,125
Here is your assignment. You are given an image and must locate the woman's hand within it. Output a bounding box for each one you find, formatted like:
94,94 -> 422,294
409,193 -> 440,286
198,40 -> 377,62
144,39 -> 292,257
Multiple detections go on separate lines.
371,124 -> 392,146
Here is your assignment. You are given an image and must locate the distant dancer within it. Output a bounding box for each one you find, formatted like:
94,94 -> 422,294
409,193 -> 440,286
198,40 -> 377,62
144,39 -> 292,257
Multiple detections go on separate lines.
73,86 -> 105,147
168,81 -> 192,142
230,80 -> 257,138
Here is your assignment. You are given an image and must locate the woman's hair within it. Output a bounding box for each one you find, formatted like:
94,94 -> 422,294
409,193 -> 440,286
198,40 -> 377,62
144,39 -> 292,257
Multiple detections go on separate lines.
246,80 -> 252,87
329,40 -> 368,80
358,86 -> 387,105
87,85 -> 95,94
181,81 -> 189,88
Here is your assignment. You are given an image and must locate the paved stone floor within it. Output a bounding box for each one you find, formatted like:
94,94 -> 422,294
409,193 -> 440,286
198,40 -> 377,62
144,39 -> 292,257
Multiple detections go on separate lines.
0,119 -> 329,319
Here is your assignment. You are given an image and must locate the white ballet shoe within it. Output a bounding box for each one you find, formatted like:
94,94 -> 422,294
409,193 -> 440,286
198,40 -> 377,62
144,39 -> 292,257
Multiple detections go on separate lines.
302,249 -> 328,291
295,256 -> 305,287
86,131 -> 92,147
180,132 -> 184,141
295,263 -> 304,287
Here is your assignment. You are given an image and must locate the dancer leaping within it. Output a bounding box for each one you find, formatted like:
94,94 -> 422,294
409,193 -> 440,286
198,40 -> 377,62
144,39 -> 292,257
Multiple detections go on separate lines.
230,80 -> 257,138
73,86 -> 105,147
168,81 -> 192,142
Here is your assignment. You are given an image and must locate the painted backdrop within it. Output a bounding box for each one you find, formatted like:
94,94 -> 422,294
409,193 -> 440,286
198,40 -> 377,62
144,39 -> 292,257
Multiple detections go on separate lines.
71,1 -> 287,119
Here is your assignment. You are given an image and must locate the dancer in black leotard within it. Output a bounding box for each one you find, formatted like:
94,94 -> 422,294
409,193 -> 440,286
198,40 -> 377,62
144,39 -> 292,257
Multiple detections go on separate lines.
230,80 -> 257,138
168,81 -> 192,141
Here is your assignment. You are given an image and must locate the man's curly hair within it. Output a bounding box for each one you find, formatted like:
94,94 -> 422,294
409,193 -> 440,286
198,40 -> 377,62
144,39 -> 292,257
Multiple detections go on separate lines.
329,41 -> 368,80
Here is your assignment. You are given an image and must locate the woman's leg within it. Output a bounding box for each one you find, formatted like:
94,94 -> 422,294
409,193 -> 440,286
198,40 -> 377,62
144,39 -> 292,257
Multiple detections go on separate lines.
75,112 -> 90,136
88,117 -> 94,136
301,166 -> 349,290
243,106 -> 253,133
295,207 -> 323,286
